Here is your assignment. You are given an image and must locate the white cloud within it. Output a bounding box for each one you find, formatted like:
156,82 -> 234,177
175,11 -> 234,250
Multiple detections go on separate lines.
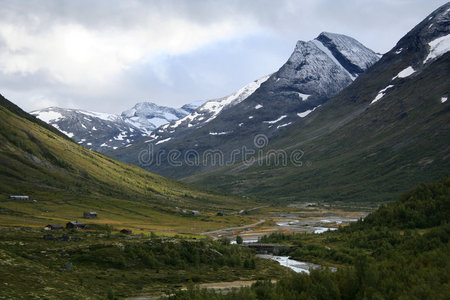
0,7 -> 256,90
0,0 -> 447,113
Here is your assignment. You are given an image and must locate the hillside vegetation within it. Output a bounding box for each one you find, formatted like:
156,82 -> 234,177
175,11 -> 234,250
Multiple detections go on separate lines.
168,176 -> 450,299
0,227 -> 285,299
0,94 -> 253,232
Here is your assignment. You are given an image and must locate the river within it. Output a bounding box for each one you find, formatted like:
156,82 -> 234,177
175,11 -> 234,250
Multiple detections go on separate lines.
257,254 -> 337,274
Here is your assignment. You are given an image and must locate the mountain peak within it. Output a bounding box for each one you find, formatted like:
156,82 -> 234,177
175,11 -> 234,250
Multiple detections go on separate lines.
274,32 -> 379,102
390,2 -> 449,66
315,32 -> 380,75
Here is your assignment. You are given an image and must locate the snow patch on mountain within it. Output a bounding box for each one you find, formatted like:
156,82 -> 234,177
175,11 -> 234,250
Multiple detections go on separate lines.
51,123 -> 74,138
371,85 -> 394,105
277,122 -> 292,129
209,131 -> 232,136
441,97 -> 448,103
264,115 -> 287,124
424,34 -> 450,63
35,110 -> 64,123
392,66 -> 415,80
156,137 -> 171,145
80,110 -> 118,122
297,106 -> 319,118
297,93 -> 311,101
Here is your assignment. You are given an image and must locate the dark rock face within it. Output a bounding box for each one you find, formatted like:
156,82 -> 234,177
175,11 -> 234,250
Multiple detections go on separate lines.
110,32 -> 380,178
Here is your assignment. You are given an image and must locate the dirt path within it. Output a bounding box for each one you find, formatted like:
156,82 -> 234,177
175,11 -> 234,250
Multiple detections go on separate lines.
200,219 -> 265,239
127,280 -> 272,299
196,280 -> 260,289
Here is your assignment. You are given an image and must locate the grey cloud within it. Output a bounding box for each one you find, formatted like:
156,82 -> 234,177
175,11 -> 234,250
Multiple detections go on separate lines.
0,0 -> 448,113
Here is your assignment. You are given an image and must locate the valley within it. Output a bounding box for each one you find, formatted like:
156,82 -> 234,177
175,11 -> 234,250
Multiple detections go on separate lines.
0,2 -> 448,299
0,200 -> 372,299
1,176 -> 447,299
199,204 -> 370,243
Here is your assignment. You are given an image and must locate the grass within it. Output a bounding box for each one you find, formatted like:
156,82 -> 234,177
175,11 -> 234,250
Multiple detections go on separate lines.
0,226 -> 286,299
0,94 -> 258,232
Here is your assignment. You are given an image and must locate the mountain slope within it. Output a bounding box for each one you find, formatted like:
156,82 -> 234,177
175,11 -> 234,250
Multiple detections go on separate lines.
187,3 -> 450,204
30,107 -> 144,151
143,74 -> 271,144
31,102 -> 191,152
0,94 -> 251,230
111,32 -> 379,178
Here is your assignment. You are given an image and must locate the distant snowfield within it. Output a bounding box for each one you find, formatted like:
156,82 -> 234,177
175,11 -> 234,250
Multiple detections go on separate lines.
441,97 -> 448,103
34,111 -> 63,123
79,110 -> 117,122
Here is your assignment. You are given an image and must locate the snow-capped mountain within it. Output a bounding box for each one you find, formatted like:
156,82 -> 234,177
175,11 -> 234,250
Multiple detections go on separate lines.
30,102 -> 193,152
110,32 -> 380,178
185,2 -> 450,203
137,32 -> 379,147
30,107 -> 143,151
263,32 -> 380,105
121,102 -> 189,134
146,75 -> 271,142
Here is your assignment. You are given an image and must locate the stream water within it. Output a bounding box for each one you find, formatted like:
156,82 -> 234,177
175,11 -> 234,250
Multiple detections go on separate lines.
256,255 -> 320,273
257,255 -> 337,274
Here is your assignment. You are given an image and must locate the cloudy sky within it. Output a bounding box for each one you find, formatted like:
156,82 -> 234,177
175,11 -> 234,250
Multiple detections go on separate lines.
0,0 -> 447,114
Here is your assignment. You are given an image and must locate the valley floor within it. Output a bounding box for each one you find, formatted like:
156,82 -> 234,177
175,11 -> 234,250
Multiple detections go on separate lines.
0,202 -> 371,299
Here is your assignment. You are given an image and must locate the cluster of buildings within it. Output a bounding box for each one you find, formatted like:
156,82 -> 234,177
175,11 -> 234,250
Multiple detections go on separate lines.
43,211 -> 132,234
44,211 -> 97,230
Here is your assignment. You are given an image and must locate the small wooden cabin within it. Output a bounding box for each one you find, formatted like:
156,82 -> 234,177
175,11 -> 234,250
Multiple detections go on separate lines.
45,224 -> 64,230
66,221 -> 86,229
83,212 -> 98,219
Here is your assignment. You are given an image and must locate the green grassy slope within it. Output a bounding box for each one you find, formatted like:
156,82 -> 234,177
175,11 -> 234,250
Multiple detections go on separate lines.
0,94 -> 253,232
